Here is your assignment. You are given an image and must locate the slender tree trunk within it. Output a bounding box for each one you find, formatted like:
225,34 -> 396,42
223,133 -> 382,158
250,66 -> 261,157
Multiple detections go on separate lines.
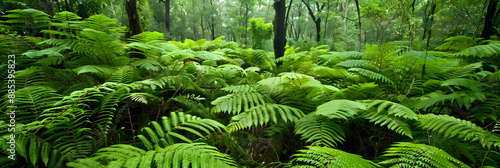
125,0 -> 143,36
65,0 -> 73,12
324,0 -> 330,39
201,14 -> 206,39
41,0 -> 54,16
343,0 -> 348,33
192,0 -> 197,40
274,0 -> 286,59
161,0 -> 171,33
54,0 -> 61,12
481,0 -> 498,40
301,0 -> 324,42
354,0 -> 361,51
211,0 -> 216,40
315,19 -> 321,42
244,1 -> 249,46
364,30 -> 366,45
110,1 -> 116,17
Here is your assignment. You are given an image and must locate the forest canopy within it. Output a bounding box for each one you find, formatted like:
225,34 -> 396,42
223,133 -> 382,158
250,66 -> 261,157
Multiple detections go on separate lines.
0,0 -> 500,167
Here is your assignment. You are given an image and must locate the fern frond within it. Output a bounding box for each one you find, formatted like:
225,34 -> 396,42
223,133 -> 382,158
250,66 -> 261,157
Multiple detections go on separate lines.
418,114 -> 500,148
82,15 -> 117,32
362,100 -> 418,120
318,51 -> 365,66
137,112 -> 225,150
336,60 -> 365,68
314,100 -> 366,120
435,36 -> 483,51
290,146 -> 379,168
227,104 -> 304,132
295,114 -> 345,147
348,68 -> 395,85
68,143 -> 237,168
211,92 -> 269,115
454,43 -> 500,58
380,142 -> 470,168
357,100 -> 417,138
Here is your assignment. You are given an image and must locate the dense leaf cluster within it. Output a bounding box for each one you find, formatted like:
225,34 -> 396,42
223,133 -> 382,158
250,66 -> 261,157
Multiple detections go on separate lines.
1,10 -> 500,168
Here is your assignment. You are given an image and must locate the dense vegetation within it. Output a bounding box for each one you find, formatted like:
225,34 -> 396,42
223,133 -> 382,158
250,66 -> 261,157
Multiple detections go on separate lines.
1,0 -> 500,167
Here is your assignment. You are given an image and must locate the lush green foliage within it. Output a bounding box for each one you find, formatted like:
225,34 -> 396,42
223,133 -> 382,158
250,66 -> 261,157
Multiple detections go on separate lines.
1,8 -> 500,168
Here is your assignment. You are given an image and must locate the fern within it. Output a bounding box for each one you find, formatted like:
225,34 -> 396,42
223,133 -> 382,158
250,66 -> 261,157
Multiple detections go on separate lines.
348,68 -> 395,85
453,43 -> 500,58
290,146 -> 379,168
295,114 -> 345,147
359,100 -> 417,138
435,36 -> 484,51
67,143 -> 237,168
314,100 -> 366,120
227,103 -> 304,132
137,112 -> 225,150
418,114 -> 500,148
380,142 -> 470,168
211,92 -> 269,115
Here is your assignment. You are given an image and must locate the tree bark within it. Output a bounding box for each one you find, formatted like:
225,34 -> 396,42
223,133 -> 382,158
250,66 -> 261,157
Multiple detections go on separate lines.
211,0 -> 216,40
159,0 -> 171,33
65,0 -> 73,12
343,0 -> 348,33
125,0 -> 143,36
324,0 -> 330,39
274,0 -> 287,59
354,0 -> 361,51
41,0 -> 54,16
481,0 -> 498,40
301,0 -> 324,42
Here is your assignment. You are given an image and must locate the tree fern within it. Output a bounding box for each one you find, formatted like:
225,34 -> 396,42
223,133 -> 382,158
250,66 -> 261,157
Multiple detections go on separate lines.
290,146 -> 379,168
380,142 -> 470,168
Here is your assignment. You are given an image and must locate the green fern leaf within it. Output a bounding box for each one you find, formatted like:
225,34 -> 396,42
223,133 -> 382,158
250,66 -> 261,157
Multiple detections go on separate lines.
290,146 -> 379,168
380,142 -> 470,168
315,100 -> 366,120
419,114 -> 500,148
295,114 -> 345,147
138,112 -> 225,150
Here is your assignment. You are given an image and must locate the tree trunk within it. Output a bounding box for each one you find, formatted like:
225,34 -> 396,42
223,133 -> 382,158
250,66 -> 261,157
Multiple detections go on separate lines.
324,0 -> 330,39
354,0 -> 361,51
211,0 -> 216,40
343,0 -> 348,33
201,14 -> 206,39
65,0 -> 73,12
161,0 -> 171,33
481,0 -> 498,40
41,0 -> 54,16
125,0 -> 143,36
314,19 -> 321,42
244,1 -> 249,46
274,0 -> 286,59
192,0 -> 197,40
301,0 -> 324,42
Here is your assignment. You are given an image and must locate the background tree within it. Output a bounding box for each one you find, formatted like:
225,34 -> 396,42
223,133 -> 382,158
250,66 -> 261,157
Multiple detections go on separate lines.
125,0 -> 143,36
274,0 -> 286,59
